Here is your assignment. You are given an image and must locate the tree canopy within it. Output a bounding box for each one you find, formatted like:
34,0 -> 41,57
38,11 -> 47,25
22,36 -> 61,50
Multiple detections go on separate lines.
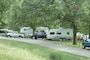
0,0 -> 90,44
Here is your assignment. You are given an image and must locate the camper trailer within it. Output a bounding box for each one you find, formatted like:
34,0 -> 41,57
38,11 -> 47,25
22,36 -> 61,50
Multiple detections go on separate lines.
35,27 -> 49,34
0,29 -> 8,36
0,29 -> 13,36
20,27 -> 33,38
46,28 -> 73,41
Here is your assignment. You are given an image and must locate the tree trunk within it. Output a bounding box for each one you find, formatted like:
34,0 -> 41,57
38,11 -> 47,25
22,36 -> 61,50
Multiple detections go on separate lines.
31,22 -> 36,35
72,23 -> 77,45
33,27 -> 35,35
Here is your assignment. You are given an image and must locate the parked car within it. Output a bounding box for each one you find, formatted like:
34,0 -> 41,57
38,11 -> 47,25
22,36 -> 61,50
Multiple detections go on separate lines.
82,38 -> 90,49
33,31 -> 46,39
6,31 -> 24,38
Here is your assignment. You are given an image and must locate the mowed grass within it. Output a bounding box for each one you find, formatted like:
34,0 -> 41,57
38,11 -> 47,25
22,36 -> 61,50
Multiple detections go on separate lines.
45,40 -> 82,48
0,40 -> 89,60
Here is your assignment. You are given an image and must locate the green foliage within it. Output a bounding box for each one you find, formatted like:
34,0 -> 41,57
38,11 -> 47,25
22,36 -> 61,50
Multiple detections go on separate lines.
0,0 -> 13,28
1,0 -> 90,41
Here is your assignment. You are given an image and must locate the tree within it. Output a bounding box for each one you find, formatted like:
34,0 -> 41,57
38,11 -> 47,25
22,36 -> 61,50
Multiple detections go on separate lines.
58,0 -> 85,45
7,0 -> 62,30
5,0 -> 90,42
80,0 -> 90,38
0,0 -> 13,28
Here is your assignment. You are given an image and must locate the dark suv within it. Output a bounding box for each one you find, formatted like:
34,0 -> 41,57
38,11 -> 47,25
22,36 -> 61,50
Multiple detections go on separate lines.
82,38 -> 90,49
33,31 -> 46,39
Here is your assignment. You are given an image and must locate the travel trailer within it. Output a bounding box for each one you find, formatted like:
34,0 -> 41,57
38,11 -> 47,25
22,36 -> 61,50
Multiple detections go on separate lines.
76,32 -> 84,40
20,27 -> 33,37
46,28 -> 73,41
83,35 -> 89,40
0,29 -> 13,36
35,27 -> 49,34
0,29 -> 8,36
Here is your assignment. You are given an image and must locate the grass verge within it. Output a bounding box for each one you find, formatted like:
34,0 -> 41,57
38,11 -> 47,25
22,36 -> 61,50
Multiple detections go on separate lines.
45,40 -> 82,48
0,40 -> 89,60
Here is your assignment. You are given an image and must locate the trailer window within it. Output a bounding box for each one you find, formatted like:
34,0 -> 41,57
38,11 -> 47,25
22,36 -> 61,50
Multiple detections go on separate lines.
57,32 -> 61,34
67,32 -> 69,35
0,31 -> 5,33
50,32 -> 55,35
24,29 -> 27,31
0,30 -> 6,36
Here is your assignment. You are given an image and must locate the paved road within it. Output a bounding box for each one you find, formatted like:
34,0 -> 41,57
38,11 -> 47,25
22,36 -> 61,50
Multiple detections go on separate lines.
0,36 -> 90,58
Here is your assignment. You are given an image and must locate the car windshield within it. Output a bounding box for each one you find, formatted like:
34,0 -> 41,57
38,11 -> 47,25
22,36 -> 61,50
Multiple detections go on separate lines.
37,32 -> 42,35
87,38 -> 90,42
36,32 -> 45,35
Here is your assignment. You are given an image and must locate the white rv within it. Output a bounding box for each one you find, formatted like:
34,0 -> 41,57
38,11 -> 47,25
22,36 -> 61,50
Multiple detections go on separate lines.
35,27 -> 49,34
46,28 -> 73,41
0,29 -> 8,36
83,35 -> 89,40
20,27 -> 33,37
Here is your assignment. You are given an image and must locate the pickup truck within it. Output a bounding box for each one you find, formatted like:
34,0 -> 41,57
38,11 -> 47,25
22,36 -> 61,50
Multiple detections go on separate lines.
6,31 -> 24,38
33,31 -> 46,39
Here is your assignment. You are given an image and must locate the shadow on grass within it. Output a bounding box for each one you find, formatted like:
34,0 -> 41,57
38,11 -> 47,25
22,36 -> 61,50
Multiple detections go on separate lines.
50,52 -> 62,60
49,52 -> 90,60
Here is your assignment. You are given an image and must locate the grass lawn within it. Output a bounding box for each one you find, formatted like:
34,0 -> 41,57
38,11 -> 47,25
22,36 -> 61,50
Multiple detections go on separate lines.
45,40 -> 83,48
0,40 -> 89,60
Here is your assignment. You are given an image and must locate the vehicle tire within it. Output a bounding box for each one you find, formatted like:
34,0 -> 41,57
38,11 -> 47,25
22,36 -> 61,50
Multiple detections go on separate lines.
82,45 -> 86,49
35,36 -> 37,39
31,36 -> 33,38
42,37 -> 44,39
19,36 -> 22,38
32,36 -> 35,39
34,35 -> 37,39
45,36 -> 46,38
